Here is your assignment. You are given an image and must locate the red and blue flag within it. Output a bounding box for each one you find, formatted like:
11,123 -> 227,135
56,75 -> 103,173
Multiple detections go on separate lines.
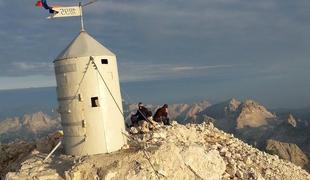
35,0 -> 55,14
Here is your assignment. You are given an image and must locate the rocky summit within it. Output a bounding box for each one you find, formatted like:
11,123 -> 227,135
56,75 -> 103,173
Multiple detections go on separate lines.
1,122 -> 310,180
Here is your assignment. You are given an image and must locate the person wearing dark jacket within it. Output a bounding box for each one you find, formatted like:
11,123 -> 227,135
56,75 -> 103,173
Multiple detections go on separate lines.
131,102 -> 152,126
153,104 -> 170,125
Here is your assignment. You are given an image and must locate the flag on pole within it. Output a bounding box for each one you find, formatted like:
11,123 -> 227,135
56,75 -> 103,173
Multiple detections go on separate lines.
35,1 -> 43,7
35,0 -> 55,13
35,0 -> 81,18
48,6 -> 81,19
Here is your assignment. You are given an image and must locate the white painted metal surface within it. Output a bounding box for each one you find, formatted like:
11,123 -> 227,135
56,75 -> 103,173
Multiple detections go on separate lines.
54,31 -> 127,156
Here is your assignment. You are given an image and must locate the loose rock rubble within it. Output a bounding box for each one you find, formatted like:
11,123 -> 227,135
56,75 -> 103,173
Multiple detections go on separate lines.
0,131 -> 64,177
0,141 -> 35,176
2,122 -> 310,180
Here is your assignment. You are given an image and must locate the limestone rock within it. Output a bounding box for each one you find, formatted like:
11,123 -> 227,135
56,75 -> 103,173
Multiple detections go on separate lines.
129,127 -> 138,134
287,114 -> 297,127
2,123 -> 310,180
0,117 -> 21,134
236,170 -> 244,179
181,146 -> 226,180
236,100 -> 276,129
266,139 -> 309,168
0,141 -> 35,176
36,130 -> 63,153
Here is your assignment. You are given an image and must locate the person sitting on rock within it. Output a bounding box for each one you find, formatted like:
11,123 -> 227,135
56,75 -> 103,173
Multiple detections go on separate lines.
131,102 -> 152,126
153,104 -> 170,125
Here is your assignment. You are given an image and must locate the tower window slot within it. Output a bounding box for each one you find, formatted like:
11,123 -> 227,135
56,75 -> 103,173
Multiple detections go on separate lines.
91,97 -> 100,107
101,59 -> 108,64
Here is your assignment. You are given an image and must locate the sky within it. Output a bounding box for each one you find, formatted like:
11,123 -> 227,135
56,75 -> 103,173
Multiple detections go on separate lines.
0,0 -> 310,108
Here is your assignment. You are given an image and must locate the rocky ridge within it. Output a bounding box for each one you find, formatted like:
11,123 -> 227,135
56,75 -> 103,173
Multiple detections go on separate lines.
193,99 -> 310,170
235,100 -> 276,129
266,139 -> 309,168
2,122 -> 310,180
1,98 -> 310,172
0,112 -> 61,143
287,114 -> 297,127
0,131 -> 64,177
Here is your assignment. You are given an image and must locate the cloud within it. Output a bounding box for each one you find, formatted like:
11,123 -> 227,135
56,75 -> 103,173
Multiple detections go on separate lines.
119,62 -> 239,82
85,0 -> 282,40
0,62 -> 54,77
12,62 -> 53,71
0,0 -> 309,106
171,65 -> 234,72
0,75 -> 55,90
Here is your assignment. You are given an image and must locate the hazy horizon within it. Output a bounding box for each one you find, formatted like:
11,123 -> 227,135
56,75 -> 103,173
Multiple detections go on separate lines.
0,83 -> 309,110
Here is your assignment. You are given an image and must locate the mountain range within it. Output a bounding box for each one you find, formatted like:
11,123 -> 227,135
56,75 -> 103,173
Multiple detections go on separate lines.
0,98 -> 309,171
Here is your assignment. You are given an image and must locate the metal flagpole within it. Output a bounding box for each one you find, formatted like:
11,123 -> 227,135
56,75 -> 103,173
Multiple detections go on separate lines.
79,2 -> 85,31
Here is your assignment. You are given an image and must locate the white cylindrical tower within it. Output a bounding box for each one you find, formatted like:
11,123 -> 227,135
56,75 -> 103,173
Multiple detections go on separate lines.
54,31 -> 127,156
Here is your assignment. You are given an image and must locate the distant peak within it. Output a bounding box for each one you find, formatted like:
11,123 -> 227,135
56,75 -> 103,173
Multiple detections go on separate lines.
225,98 -> 241,112
229,97 -> 238,102
229,98 -> 240,105
287,113 -> 297,127
195,99 -> 211,107
241,100 -> 275,116
239,99 -> 266,110
243,99 -> 259,105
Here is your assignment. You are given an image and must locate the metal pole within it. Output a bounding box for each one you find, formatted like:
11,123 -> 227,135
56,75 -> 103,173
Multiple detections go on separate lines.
79,2 -> 85,31
43,141 -> 62,162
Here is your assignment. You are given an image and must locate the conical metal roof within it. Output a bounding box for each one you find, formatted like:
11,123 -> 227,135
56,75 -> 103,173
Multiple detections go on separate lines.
56,31 -> 115,60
